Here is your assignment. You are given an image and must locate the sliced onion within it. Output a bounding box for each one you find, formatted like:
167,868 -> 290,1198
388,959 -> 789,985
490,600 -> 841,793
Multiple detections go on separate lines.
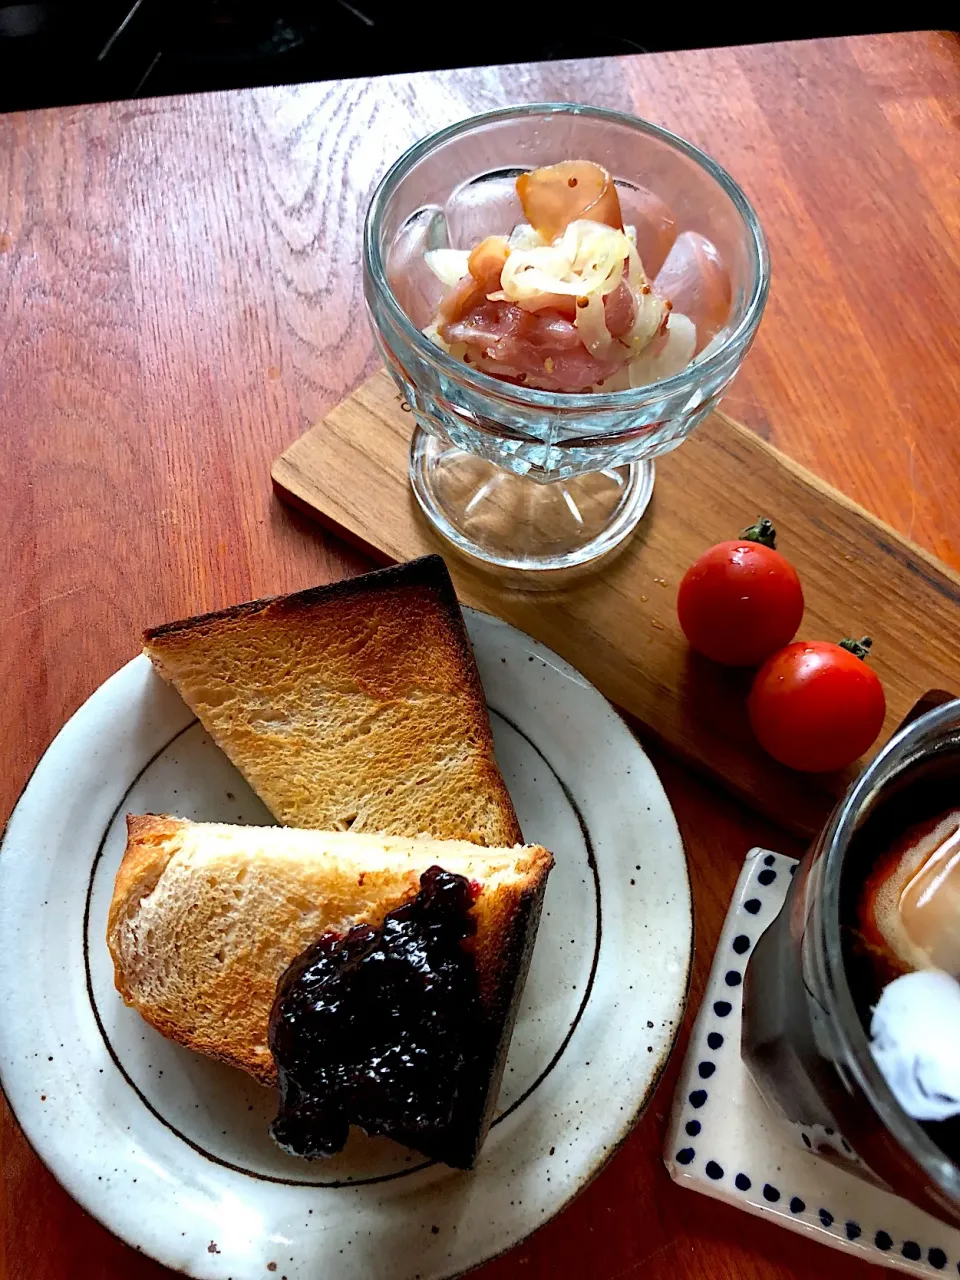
423,321 -> 448,348
627,312 -> 697,387
500,249 -> 582,300
500,220 -> 631,308
622,276 -> 668,353
470,353 -> 525,380
625,236 -> 644,284
424,249 -> 471,287
617,235 -> 668,353
508,222 -> 545,250
561,221 -> 630,290
574,291 -> 617,360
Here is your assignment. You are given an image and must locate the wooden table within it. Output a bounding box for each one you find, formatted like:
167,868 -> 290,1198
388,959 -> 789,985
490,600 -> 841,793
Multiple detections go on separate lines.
1,28 -> 958,1280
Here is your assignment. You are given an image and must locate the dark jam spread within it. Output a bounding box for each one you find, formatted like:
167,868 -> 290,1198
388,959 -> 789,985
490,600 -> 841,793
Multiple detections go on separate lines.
268,866 -> 493,1169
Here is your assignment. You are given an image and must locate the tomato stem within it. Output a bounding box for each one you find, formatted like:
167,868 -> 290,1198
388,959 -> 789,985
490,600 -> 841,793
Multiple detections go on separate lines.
839,636 -> 873,661
740,517 -> 777,549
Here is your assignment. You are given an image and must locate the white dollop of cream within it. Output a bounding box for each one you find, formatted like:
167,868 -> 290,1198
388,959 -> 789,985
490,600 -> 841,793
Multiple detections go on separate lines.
870,969 -> 960,1121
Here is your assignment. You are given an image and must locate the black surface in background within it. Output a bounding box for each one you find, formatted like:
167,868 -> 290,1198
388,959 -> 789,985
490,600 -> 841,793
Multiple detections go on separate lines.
0,3 -> 945,114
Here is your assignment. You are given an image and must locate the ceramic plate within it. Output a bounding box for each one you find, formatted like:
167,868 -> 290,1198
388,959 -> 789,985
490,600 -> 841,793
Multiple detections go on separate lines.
0,608 -> 691,1280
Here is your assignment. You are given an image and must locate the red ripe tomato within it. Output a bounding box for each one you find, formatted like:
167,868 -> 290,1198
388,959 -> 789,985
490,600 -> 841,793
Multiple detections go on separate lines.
677,519 -> 804,666
748,638 -> 887,773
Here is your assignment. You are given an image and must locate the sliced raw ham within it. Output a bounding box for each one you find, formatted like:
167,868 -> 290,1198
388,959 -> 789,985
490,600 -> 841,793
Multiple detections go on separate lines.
516,161 -> 623,242
438,235 -> 510,326
442,300 -> 627,392
468,236 -> 511,290
601,281 -> 636,338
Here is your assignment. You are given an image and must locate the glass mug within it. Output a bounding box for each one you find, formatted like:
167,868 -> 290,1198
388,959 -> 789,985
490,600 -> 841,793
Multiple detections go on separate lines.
743,694 -> 960,1228
363,104 -> 769,572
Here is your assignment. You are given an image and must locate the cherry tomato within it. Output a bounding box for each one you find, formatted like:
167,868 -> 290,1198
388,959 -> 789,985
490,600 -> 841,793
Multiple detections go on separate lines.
677,518 -> 804,666
748,638 -> 886,773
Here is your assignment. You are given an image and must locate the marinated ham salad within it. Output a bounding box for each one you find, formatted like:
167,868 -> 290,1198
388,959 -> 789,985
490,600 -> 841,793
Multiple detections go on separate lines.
422,160 -> 730,395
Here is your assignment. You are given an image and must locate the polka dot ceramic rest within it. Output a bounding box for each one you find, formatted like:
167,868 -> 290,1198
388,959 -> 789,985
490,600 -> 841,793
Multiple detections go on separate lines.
664,848 -> 960,1275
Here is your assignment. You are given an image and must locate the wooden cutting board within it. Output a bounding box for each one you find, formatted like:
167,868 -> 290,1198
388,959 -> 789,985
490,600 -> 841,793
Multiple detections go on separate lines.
273,368 -> 960,839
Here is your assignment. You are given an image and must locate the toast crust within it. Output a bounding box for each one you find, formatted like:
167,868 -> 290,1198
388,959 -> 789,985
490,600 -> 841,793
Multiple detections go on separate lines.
142,557 -> 522,847
108,816 -> 552,1087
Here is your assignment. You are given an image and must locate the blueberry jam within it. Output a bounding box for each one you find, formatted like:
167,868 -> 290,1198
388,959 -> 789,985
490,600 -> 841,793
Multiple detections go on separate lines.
268,866 -> 494,1169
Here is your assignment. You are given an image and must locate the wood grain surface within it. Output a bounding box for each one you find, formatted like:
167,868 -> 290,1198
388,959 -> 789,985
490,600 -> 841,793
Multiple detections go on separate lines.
273,371 -> 960,839
0,28 -> 958,1280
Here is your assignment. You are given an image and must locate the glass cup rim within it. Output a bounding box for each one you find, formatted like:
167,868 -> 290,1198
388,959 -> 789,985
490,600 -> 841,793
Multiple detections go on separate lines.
363,102 -> 770,412
820,697 -> 960,1198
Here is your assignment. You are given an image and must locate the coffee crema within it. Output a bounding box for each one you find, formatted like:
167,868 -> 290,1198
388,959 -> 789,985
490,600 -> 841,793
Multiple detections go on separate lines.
859,808 -> 960,979
843,759 -> 960,1160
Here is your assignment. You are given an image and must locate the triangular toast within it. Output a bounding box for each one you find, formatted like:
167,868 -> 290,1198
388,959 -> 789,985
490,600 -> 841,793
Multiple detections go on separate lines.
108,816 -> 552,1168
142,556 -> 522,846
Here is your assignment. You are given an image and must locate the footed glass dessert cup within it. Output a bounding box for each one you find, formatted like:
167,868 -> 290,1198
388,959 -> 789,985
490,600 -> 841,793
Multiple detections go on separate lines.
363,104 -> 769,572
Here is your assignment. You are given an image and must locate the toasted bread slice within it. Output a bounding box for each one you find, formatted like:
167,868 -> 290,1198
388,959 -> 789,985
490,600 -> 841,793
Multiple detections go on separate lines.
108,815 -> 552,1090
142,556 -> 521,846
